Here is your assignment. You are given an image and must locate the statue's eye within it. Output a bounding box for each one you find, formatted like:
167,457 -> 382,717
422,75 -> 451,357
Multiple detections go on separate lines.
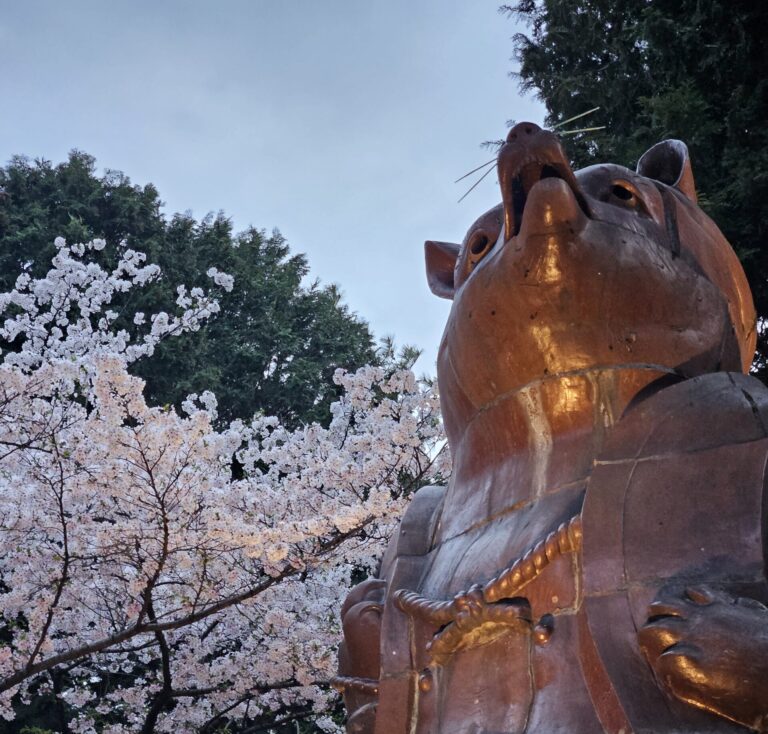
609,181 -> 645,212
467,230 -> 493,267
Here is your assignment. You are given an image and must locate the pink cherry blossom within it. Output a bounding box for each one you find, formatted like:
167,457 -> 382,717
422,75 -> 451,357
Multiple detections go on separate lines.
0,239 -> 449,732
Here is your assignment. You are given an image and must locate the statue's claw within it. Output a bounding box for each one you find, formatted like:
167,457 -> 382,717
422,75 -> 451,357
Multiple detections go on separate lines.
639,585 -> 768,731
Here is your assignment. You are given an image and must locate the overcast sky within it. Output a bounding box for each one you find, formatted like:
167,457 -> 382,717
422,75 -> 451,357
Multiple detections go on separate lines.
0,0 -> 545,373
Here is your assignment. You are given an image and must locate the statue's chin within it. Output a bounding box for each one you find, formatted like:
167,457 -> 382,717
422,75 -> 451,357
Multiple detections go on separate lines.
439,324 -> 729,413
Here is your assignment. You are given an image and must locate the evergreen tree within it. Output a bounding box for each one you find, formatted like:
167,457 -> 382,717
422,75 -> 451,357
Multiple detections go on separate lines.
504,0 -> 768,374
0,152 -> 376,425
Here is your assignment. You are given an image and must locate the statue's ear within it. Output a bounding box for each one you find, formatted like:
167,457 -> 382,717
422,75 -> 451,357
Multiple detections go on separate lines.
637,139 -> 697,203
425,240 -> 460,300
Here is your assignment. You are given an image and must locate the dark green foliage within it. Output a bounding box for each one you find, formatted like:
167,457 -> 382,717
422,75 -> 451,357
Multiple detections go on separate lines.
503,0 -> 768,374
0,152 -> 376,426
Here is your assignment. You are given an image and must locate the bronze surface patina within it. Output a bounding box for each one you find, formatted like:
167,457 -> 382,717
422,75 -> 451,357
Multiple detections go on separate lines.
336,122 -> 768,733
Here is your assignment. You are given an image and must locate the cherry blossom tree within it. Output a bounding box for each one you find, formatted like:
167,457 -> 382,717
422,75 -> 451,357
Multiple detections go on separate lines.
0,238 -> 448,732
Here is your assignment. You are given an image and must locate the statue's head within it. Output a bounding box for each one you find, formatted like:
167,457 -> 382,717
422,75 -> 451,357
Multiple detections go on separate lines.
426,123 -> 755,441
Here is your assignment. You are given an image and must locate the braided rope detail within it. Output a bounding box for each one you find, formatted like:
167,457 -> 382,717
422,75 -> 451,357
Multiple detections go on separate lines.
394,590 -> 454,625
394,513 -> 582,625
484,513 -> 582,602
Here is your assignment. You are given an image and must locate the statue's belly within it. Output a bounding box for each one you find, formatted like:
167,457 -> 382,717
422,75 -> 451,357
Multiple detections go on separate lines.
377,489 -> 605,734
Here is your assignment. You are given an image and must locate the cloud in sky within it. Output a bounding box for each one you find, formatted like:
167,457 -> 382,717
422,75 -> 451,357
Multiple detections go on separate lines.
0,0 -> 545,372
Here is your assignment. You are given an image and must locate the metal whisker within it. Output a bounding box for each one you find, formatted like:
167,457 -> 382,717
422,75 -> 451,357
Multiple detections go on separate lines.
558,125 -> 606,136
458,163 -> 497,203
455,157 -> 497,184
551,107 -> 601,130
454,108 -> 603,201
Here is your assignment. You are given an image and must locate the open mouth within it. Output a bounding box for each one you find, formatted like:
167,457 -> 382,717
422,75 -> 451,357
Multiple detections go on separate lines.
510,162 -> 568,236
499,139 -> 590,242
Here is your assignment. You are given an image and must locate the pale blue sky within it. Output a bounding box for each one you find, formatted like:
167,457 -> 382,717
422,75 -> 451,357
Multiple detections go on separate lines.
0,1 -> 545,373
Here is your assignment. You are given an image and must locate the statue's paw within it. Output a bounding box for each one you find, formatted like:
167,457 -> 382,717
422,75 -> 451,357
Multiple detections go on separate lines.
638,585 -> 768,731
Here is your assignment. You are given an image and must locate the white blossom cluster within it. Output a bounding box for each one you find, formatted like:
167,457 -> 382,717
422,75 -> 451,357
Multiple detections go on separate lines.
0,237 -> 224,376
205,266 -> 235,293
0,240 -> 448,732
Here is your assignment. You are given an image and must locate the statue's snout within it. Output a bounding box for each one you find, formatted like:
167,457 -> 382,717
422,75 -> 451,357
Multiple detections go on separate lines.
498,121 -> 588,242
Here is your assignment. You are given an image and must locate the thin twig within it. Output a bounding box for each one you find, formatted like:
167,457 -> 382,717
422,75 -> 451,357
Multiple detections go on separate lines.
0,522 -> 372,694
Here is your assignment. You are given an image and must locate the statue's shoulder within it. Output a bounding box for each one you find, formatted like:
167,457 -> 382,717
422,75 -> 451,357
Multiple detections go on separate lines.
379,484 -> 445,578
584,370 -> 768,599
582,371 -> 768,733
605,371 -> 768,461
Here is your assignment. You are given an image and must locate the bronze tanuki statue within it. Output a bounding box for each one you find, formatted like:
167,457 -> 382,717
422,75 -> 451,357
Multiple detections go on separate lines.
336,122 -> 768,733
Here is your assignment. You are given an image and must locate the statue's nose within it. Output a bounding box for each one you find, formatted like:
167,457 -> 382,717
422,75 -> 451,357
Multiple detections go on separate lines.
506,121 -> 544,144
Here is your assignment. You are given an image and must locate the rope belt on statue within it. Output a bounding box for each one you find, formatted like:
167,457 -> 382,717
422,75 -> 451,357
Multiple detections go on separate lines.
332,513 -> 582,689
395,513 -> 582,665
